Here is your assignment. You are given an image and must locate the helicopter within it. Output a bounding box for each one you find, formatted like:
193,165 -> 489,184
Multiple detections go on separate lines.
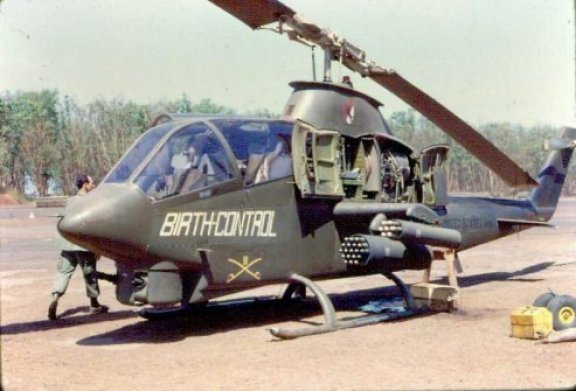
58,0 -> 576,339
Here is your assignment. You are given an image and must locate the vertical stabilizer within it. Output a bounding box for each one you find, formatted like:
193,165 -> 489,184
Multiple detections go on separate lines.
530,126 -> 576,220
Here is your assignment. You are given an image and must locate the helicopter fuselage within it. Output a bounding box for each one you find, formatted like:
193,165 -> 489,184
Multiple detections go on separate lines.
58,81 -> 575,309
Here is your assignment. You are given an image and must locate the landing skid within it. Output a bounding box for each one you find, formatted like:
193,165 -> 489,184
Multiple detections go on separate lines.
137,273 -> 428,336
280,282 -> 307,301
269,272 -> 429,340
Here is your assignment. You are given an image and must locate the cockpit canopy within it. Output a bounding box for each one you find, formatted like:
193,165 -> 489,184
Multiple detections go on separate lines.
104,118 -> 294,200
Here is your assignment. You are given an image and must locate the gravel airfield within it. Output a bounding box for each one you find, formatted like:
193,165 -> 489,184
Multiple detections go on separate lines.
1,199 -> 576,390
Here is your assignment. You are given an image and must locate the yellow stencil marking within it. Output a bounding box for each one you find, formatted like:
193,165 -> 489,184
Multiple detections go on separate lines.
226,256 -> 262,283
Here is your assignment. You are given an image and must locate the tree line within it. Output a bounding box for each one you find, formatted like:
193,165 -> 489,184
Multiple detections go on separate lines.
0,89 -> 573,198
388,110 -> 574,196
0,90 -> 242,196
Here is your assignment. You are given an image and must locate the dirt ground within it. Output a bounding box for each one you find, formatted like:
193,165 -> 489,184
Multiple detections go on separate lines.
1,199 -> 575,390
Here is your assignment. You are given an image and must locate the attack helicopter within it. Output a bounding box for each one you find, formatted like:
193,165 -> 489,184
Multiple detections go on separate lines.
58,0 -> 576,339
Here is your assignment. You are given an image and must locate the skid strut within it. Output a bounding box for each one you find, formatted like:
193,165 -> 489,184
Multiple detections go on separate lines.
269,272 -> 427,339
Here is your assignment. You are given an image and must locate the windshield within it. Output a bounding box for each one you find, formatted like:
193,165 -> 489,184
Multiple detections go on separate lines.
105,124 -> 172,184
135,122 -> 235,200
106,118 -> 295,200
210,119 -> 294,186
210,119 -> 292,159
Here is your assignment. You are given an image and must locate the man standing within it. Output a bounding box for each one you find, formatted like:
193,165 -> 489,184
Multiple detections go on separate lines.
48,174 -> 108,320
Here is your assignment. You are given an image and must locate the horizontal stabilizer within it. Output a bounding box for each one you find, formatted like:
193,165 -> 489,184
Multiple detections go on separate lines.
497,218 -> 554,228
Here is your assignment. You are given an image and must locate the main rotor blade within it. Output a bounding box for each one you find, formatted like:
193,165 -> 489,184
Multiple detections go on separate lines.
369,67 -> 538,188
209,0 -> 294,29
209,0 -> 537,188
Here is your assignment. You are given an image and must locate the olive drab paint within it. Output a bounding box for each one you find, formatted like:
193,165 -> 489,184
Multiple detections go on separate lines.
55,0 -> 576,338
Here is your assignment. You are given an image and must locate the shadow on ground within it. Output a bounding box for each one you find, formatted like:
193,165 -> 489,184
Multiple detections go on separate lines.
432,261 -> 555,288
76,261 -> 555,346
1,261 -> 555,345
76,289 -> 406,346
0,309 -> 137,335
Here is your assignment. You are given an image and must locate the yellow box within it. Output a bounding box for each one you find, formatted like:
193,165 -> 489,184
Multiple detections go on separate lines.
510,306 -> 553,339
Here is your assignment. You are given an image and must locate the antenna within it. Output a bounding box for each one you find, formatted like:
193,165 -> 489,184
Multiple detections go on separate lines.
323,48 -> 332,82
311,46 -> 317,81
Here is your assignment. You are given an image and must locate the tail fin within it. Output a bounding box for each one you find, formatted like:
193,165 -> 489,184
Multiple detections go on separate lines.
530,126 -> 576,220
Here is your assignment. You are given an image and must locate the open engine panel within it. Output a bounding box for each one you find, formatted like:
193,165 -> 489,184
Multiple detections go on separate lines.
338,135 -> 424,204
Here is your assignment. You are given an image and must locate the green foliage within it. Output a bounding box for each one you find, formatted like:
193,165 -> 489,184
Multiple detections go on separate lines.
192,98 -> 235,115
176,94 -> 193,113
176,95 -> 236,115
385,110 -> 570,196
0,90 -> 242,195
0,88 -> 571,197
0,90 -> 61,194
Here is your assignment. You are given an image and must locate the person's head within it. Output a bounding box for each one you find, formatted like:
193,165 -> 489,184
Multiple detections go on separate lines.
75,174 -> 95,193
186,143 -> 197,160
184,138 -> 201,167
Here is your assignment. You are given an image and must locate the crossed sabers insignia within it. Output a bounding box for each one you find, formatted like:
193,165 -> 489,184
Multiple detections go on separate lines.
226,256 -> 262,283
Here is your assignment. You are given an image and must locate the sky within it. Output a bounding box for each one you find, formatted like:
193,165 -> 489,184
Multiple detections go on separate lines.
0,0 -> 574,127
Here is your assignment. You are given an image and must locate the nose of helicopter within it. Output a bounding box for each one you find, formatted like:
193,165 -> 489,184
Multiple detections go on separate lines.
58,184 -> 151,258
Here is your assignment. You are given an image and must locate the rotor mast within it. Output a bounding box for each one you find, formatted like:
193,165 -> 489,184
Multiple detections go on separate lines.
277,14 -> 379,82
270,13 -> 538,189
